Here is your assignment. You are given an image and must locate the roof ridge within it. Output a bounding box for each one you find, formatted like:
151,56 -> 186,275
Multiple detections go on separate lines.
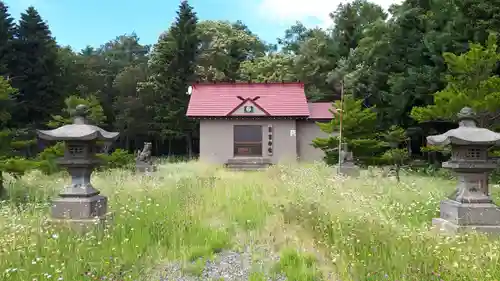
226,96 -> 270,116
192,82 -> 304,87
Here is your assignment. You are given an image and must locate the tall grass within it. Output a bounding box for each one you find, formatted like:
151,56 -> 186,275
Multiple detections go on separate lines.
0,161 -> 498,280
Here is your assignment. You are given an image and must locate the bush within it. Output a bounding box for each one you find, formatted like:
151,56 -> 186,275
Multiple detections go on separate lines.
2,172 -> 56,206
35,142 -> 65,175
35,144 -> 135,174
0,157 -> 38,200
407,164 -> 454,180
0,157 -> 38,177
97,148 -> 135,169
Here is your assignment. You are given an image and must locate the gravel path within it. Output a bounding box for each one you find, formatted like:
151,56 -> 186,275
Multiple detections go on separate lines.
159,247 -> 287,281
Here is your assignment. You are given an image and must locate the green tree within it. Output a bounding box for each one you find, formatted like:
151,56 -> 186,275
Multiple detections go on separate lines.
0,75 -> 13,124
277,22 -> 314,55
312,95 -> 385,165
97,34 -> 151,126
113,64 -> 154,150
330,0 -> 387,58
238,53 -> 296,82
0,77 -> 34,196
48,94 -> 106,128
147,0 -> 199,157
227,20 -> 268,81
56,47 -> 84,101
283,1 -> 386,102
0,1 -> 15,77
74,46 -> 108,100
455,0 -> 500,45
294,29 -> 339,101
411,33 -> 500,129
337,0 -> 464,127
10,6 -> 62,127
196,20 -> 266,82
380,125 -> 409,182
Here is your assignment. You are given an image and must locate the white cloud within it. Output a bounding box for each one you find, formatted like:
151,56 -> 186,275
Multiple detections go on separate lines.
257,0 -> 402,28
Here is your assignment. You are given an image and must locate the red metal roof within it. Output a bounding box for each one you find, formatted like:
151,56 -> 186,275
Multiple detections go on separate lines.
226,96 -> 271,116
186,82 -> 310,117
307,102 -> 336,119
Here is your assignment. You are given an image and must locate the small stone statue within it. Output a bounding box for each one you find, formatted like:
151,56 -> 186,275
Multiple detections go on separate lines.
338,143 -> 360,177
339,149 -> 347,164
135,142 -> 156,173
339,143 -> 354,164
345,151 -> 354,162
136,142 -> 153,164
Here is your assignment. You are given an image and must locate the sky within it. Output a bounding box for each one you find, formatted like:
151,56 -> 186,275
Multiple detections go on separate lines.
5,0 -> 401,51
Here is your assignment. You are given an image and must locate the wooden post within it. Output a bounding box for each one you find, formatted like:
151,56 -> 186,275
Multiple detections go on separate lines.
337,79 -> 345,171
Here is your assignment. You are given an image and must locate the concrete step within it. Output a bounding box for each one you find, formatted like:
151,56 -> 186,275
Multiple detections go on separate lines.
225,163 -> 270,171
226,166 -> 268,171
226,162 -> 271,167
226,157 -> 272,165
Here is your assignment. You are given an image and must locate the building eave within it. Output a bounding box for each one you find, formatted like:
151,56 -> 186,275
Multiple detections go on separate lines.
188,115 -> 310,120
306,118 -> 333,122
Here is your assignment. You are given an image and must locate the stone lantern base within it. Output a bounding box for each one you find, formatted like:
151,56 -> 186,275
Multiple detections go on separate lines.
49,194 -> 113,233
432,199 -> 500,235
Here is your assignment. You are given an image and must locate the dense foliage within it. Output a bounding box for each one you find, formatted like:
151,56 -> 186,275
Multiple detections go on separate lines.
0,0 -> 500,180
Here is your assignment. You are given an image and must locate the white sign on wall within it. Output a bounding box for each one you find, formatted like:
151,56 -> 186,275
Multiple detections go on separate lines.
290,129 -> 296,136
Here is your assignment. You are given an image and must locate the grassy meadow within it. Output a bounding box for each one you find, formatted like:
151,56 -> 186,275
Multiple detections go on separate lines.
0,161 -> 499,280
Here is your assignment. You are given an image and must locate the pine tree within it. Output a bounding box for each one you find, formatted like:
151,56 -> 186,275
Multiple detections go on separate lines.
0,1 -> 15,77
0,76 -> 20,197
11,6 -> 62,127
148,0 -> 199,157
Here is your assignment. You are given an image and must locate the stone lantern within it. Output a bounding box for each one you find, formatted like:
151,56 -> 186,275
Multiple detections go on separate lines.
37,104 -> 120,231
427,107 -> 500,234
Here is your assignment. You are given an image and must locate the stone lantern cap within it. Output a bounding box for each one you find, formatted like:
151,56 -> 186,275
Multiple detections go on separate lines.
427,107 -> 500,146
37,104 -> 119,142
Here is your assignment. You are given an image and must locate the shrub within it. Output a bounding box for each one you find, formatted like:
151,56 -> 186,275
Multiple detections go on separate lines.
35,143 -> 134,174
97,148 -> 135,169
35,142 -> 64,175
0,157 -> 38,199
272,249 -> 322,281
0,157 -> 38,177
2,171 -> 56,206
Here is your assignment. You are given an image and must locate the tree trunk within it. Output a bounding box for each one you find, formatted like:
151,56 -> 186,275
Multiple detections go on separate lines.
155,139 -> 160,156
168,139 -> 172,157
395,164 -> 400,182
186,133 -> 193,160
0,171 -> 4,199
